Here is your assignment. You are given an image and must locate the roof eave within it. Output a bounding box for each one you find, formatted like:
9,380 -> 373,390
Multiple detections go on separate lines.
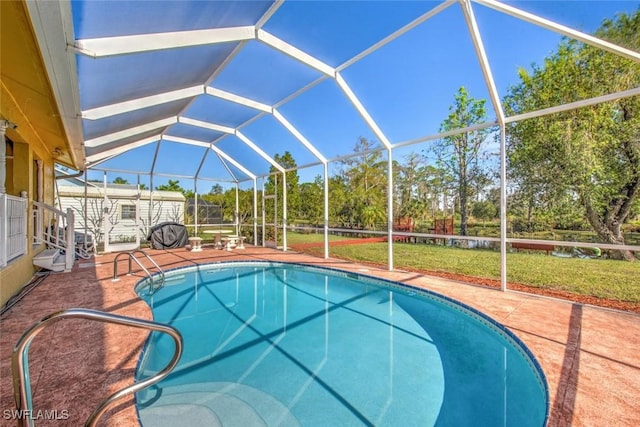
23,0 -> 85,170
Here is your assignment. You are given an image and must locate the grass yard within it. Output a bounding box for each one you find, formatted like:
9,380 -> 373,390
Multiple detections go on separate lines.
299,241 -> 640,303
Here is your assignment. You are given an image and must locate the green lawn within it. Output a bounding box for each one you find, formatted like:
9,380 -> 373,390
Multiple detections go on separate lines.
301,242 -> 640,303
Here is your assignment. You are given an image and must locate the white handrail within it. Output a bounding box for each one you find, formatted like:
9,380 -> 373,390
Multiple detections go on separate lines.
31,201 -> 85,268
12,308 -> 182,427
113,250 -> 165,294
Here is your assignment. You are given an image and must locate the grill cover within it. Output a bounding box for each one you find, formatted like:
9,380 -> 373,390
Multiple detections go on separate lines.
147,222 -> 189,249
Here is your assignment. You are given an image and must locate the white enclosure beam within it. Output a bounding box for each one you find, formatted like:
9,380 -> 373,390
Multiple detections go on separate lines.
85,135 -> 160,163
149,139 -> 162,180
272,110 -> 327,163
257,29 -> 336,77
178,117 -> 235,134
474,0 -> 640,63
84,117 -> 177,147
460,0 -> 506,125
82,86 -> 204,120
205,87 -> 272,112
274,76 -> 329,109
85,153 -> 118,169
161,135 -> 211,148
393,120 -> 497,149
194,148 -> 210,181
462,0 -> 506,293
72,26 -> 256,57
210,145 -> 257,180
218,153 -> 239,183
256,0 -> 284,29
505,87 -> 640,124
338,0 -> 457,71
235,131 -> 285,172
335,73 -> 392,149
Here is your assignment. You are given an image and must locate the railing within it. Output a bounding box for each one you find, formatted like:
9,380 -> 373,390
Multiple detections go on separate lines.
32,201 -> 90,270
0,193 -> 28,268
113,250 -> 165,294
12,308 -> 182,427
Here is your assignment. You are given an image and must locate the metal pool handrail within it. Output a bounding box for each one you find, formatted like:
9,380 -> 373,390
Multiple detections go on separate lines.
113,250 -> 165,294
12,308 -> 183,427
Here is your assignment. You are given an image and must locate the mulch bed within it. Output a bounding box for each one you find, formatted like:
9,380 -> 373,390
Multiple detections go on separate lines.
289,241 -> 640,314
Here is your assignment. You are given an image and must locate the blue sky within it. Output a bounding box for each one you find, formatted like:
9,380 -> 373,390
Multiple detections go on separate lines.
81,0 -> 640,190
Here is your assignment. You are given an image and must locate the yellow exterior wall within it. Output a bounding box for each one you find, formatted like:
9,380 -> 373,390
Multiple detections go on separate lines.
0,140 -> 57,307
0,256 -> 37,308
1,1 -> 79,308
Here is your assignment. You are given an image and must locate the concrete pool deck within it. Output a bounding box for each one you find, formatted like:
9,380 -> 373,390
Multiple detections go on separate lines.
1,245 -> 638,426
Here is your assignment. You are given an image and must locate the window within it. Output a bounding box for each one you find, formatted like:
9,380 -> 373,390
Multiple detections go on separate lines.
120,205 -> 136,220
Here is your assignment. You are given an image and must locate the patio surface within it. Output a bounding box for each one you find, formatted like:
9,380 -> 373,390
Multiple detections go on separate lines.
1,245 -> 639,426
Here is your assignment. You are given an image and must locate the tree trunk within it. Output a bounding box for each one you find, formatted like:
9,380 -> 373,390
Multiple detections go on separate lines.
585,204 -> 636,261
459,185 -> 468,236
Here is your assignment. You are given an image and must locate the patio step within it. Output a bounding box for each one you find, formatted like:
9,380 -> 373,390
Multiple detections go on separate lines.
33,249 -> 65,272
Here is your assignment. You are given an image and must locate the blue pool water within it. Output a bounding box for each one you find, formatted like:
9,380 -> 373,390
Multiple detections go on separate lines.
134,262 -> 548,426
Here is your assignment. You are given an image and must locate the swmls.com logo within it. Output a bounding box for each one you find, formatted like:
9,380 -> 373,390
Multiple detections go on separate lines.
3,409 -> 70,420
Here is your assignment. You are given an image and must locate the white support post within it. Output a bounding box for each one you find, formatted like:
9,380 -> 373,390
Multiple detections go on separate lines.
253,178 -> 258,246
149,175 -> 154,241
460,0 -> 508,291
387,150 -> 394,271
84,169 -> 89,250
282,171 -> 287,252
235,184 -> 239,236
194,181 -> 199,236
324,162 -> 329,259
36,160 -> 43,203
499,127 -> 507,292
65,209 -> 74,271
103,172 -> 109,253
0,194 -> 6,268
135,186 -> 141,249
0,120 -> 12,194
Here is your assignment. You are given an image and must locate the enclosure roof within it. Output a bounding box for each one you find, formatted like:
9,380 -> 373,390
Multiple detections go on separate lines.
20,0 -> 640,186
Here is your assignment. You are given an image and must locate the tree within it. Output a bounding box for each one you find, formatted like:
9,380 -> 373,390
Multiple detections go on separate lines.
299,177 -> 324,226
156,179 -> 183,192
339,137 -> 388,229
112,177 -> 128,185
265,151 -> 301,233
504,10 -> 640,260
156,179 -> 194,198
432,87 -> 491,236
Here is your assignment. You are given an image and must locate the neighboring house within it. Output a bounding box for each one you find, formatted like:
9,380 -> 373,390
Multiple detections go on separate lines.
55,172 -> 186,252
1,1 -> 85,306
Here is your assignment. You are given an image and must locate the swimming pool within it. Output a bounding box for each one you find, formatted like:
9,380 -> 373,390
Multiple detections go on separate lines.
134,262 -> 548,426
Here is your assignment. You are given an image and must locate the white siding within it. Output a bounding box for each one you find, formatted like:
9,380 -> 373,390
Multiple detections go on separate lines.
57,186 -> 185,245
